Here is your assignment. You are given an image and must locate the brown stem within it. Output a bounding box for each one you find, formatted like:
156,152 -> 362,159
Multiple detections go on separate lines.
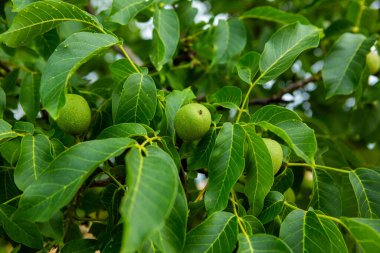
249,74 -> 320,105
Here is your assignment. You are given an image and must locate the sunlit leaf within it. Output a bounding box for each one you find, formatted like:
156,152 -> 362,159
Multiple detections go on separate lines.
110,0 -> 154,25
40,32 -> 119,119
183,211 -> 238,253
121,145 -> 178,252
16,138 -> 134,222
205,123 -> 245,214
238,233 -> 292,253
241,6 -> 310,25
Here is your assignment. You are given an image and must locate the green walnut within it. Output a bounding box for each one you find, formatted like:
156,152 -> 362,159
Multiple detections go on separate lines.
56,94 -> 91,135
366,51 -> 380,75
174,103 -> 211,141
284,188 -> 296,203
263,138 -> 283,174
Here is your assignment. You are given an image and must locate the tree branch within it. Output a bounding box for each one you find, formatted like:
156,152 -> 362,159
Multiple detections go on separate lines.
249,74 -> 320,105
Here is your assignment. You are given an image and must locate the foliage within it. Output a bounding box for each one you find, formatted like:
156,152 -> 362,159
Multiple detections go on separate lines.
0,0 -> 379,252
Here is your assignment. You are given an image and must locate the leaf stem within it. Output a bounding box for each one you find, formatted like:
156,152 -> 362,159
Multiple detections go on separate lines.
118,44 -> 141,74
103,170 -> 126,191
286,162 -> 350,174
2,195 -> 21,205
236,80 -> 258,123
194,184 -> 207,203
231,191 -> 252,246
284,201 -> 299,210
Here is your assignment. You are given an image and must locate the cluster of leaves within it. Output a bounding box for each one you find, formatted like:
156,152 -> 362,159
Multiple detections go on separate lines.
0,0 -> 379,252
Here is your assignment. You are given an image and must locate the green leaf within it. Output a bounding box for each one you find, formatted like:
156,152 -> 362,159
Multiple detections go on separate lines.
0,1 -> 103,47
11,0 -> 38,12
349,168 -> 380,218
280,210 -> 348,253
258,23 -> 320,84
213,18 -> 247,64
237,233 -> 292,253
37,211 -> 64,244
121,145 -> 178,252
14,134 -> 53,191
0,87 -> 5,119
322,33 -> 375,98
16,138 -> 134,222
19,72 -> 40,122
241,6 -> 310,25
272,168 -> 294,193
244,125 -> 274,216
310,169 -> 342,217
0,204 -> 43,249
115,73 -> 157,124
152,185 -> 187,253
0,119 -> 17,142
110,59 -> 139,84
0,170 -> 20,204
150,8 -> 180,70
258,191 -> 284,224
165,88 -> 196,136
242,215 -> 265,235
188,128 -> 217,170
236,51 -> 260,84
340,217 -> 380,253
13,121 -> 34,134
35,29 -> 60,60
205,123 -> 245,214
110,0 -> 154,25
40,32 -> 119,119
97,123 -> 148,139
209,86 -> 242,110
182,211 -> 238,253
61,239 -> 101,253
252,105 -> 317,164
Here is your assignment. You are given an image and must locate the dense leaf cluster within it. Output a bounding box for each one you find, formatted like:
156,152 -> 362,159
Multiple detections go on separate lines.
0,0 -> 379,252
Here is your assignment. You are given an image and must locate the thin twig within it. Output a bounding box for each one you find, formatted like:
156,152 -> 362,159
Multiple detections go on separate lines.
249,74 -> 320,105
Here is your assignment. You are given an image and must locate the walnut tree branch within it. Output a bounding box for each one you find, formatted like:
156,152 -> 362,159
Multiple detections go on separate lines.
249,74 -> 321,105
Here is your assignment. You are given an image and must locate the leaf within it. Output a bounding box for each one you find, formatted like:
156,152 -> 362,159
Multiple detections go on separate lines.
349,168 -> 380,218
97,123 -> 148,139
0,119 -> 17,142
340,217 -> 380,253
61,239 -> 101,253
182,211 -> 238,253
244,125 -> 274,216
236,51 -> 260,84
12,0 -> 38,12
241,6 -> 310,25
310,169 -> 342,217
279,210 -> 348,253
14,134 -> 53,191
115,73 -> 157,124
209,86 -> 242,110
252,105 -> 317,164
165,88 -> 196,136
35,29 -> 60,60
37,211 -> 64,244
205,123 -> 245,214
152,185 -> 187,253
237,233 -> 293,253
19,72 -> 40,122
150,8 -> 180,70
258,23 -> 320,84
258,191 -> 284,224
0,87 -> 5,118
0,0 -> 103,47
322,33 -> 375,98
0,170 -> 20,203
110,59 -> 139,84
271,167 -> 294,193
0,204 -> 43,249
213,18 -> 247,64
188,128 -> 217,170
15,138 -> 134,222
40,32 -> 119,119
110,0 -> 154,25
242,215 -> 265,235
121,145 -> 178,252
